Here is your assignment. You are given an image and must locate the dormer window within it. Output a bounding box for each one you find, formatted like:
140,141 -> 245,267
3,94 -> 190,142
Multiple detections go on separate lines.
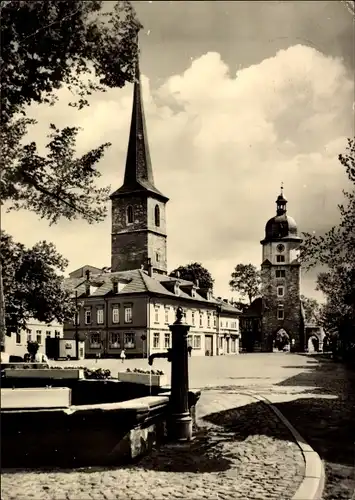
112,281 -> 118,294
154,205 -> 160,227
127,205 -> 134,224
191,287 -> 196,298
174,282 -> 180,296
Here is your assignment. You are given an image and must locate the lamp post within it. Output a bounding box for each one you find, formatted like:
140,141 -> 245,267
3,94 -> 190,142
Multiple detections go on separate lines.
141,334 -> 147,358
74,292 -> 84,360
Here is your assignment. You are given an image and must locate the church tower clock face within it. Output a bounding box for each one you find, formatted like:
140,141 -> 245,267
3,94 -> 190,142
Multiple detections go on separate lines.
277,244 -> 285,252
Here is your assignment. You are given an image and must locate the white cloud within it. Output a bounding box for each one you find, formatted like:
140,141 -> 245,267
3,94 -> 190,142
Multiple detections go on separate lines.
3,44 -> 354,302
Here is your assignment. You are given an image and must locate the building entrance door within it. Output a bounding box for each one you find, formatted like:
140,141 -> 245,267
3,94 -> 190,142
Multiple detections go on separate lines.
205,335 -> 213,356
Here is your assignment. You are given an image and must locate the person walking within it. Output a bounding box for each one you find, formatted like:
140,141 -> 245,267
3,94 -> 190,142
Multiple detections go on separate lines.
120,349 -> 126,364
187,345 -> 192,357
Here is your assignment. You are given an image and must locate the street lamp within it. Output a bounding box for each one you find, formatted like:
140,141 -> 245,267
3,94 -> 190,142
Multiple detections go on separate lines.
141,334 -> 147,358
74,291 -> 85,360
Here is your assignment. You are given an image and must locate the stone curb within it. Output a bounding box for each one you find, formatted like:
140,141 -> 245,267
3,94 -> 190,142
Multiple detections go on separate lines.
240,392 -> 325,500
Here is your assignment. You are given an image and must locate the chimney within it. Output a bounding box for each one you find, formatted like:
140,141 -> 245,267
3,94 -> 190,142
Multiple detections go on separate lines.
147,257 -> 153,277
85,269 -> 90,281
176,271 -> 180,279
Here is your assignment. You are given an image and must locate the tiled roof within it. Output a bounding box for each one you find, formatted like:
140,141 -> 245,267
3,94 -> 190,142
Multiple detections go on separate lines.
241,297 -> 262,317
64,268 -> 242,314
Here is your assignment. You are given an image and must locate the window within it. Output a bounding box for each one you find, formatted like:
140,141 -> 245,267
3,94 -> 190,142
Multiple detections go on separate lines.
207,314 -> 211,328
112,305 -> 120,324
46,331 -> 51,338
153,332 -> 160,349
154,204 -> 160,227
191,312 -> 195,326
27,330 -> 32,342
124,306 -> 132,323
187,335 -> 192,347
277,309 -> 284,320
90,333 -> 101,348
213,315 -> 216,328
226,321 -> 229,328
193,335 -> 201,349
36,330 -> 42,345
276,255 -> 285,263
54,330 -> 61,338
276,270 -> 286,278
110,333 -> 120,349
127,205 -> 134,224
16,332 -> 21,344
97,307 -> 104,324
164,333 -> 171,349
85,308 -> 91,325
199,312 -> 203,327
156,252 -> 160,262
154,306 -> 160,323
277,286 -> 284,297
124,332 -> 135,348
165,308 -> 169,324
73,311 -> 80,326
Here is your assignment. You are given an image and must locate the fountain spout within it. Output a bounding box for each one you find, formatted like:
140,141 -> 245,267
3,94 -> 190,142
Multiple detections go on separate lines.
148,349 -> 172,366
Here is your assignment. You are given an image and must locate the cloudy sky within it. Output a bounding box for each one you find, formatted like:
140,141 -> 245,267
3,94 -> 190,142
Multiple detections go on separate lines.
2,0 -> 354,302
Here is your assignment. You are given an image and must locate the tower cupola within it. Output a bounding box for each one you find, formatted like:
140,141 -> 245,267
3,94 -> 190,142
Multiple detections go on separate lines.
276,184 -> 287,216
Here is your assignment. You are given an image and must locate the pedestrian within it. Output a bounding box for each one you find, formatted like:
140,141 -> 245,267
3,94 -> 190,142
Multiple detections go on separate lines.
120,349 -> 126,364
188,345 -> 192,357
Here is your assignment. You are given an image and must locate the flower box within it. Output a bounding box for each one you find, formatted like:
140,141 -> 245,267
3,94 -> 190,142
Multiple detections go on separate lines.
117,371 -> 168,387
4,368 -> 84,380
2,387 -> 72,409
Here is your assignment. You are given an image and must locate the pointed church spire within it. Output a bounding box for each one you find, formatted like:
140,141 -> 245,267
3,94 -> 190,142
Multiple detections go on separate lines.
111,47 -> 168,201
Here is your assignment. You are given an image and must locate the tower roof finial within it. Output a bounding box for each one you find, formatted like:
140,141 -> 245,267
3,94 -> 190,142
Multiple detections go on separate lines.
280,181 -> 284,196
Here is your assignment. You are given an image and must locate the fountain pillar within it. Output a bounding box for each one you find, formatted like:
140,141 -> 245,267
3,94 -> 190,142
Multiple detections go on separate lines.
168,307 -> 192,442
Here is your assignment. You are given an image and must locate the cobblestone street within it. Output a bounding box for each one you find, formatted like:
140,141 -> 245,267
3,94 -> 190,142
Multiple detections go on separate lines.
2,353 -> 353,499
1,392 -> 304,500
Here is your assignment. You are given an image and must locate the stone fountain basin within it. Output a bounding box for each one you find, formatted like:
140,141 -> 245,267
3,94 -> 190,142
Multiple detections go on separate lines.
2,393 -> 170,468
1,370 -> 201,468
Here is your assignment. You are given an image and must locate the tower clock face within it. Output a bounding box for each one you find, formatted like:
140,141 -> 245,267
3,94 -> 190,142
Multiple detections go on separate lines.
277,244 -> 285,253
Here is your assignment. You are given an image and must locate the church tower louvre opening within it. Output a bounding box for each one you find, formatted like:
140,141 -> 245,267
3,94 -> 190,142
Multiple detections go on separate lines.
110,51 -> 169,275
260,185 -> 305,352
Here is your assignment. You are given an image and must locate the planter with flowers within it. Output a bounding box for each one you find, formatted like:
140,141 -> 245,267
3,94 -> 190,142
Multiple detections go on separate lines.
117,368 -> 167,387
3,365 -> 112,381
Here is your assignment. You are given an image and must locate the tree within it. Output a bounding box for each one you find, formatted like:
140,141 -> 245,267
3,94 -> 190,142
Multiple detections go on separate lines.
0,1 -> 141,349
300,138 -> 355,358
231,300 -> 249,313
229,264 -> 261,304
300,295 -> 320,323
1,231 -> 75,334
0,0 -> 142,224
169,262 -> 215,290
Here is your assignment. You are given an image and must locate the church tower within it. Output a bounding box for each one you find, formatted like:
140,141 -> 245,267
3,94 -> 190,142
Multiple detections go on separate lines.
260,187 -> 305,351
110,57 -> 169,274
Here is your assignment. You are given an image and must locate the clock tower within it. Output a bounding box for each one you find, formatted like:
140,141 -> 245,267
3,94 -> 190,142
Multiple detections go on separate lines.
110,57 -> 169,274
260,187 -> 305,351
